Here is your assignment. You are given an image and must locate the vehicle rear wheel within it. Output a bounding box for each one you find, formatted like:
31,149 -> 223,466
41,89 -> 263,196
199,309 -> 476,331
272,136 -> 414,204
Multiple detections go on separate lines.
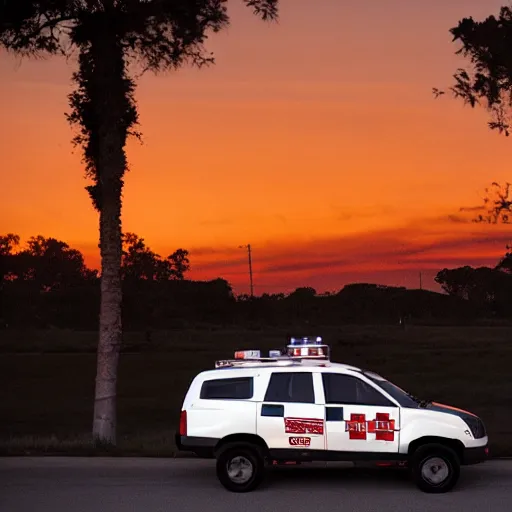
216,443 -> 265,492
410,443 -> 460,493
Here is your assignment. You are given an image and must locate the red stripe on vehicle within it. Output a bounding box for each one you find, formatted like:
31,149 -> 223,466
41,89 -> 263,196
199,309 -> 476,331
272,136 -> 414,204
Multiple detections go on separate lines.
284,417 -> 324,435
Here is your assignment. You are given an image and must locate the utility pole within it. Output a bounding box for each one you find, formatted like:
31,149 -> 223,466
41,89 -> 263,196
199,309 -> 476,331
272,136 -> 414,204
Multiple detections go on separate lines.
419,271 -> 423,290
239,244 -> 254,298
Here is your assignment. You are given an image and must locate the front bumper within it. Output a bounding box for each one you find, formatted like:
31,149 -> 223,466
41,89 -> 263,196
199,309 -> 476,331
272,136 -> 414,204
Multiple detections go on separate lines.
462,444 -> 489,465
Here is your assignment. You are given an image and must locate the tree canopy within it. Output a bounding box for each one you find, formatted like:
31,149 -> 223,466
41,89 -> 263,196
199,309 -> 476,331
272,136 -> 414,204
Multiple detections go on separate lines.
436,6 -> 512,135
121,232 -> 190,282
1,1 -> 279,207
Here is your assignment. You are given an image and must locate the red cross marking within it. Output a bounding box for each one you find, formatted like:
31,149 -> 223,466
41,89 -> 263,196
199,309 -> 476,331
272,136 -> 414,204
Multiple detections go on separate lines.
345,413 -> 367,440
345,412 -> 396,441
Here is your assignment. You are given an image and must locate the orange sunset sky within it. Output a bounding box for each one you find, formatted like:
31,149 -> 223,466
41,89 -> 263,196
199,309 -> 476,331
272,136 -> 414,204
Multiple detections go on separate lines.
1,0 -> 511,295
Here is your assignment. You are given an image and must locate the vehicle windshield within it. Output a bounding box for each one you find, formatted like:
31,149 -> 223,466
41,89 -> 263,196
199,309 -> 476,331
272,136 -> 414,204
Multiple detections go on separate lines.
363,371 -> 428,408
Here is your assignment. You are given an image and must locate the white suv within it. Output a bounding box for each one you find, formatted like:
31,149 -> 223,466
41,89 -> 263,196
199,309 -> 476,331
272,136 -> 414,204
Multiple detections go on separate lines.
175,338 -> 488,493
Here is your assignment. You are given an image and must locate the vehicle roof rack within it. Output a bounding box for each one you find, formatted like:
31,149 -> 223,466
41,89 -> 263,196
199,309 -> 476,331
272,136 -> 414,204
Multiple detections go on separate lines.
215,357 -> 299,369
214,356 -> 331,369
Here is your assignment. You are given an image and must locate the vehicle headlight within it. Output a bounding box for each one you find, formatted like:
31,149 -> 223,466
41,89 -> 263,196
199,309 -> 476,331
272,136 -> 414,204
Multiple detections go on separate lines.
462,415 -> 486,439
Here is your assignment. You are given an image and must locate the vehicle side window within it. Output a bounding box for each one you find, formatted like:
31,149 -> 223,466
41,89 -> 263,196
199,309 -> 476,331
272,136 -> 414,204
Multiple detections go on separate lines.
264,372 -> 315,403
200,377 -> 253,400
322,373 -> 394,407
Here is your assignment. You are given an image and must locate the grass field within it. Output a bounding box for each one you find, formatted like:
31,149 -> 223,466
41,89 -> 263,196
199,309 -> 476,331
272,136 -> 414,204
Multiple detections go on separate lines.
1,325 -> 511,456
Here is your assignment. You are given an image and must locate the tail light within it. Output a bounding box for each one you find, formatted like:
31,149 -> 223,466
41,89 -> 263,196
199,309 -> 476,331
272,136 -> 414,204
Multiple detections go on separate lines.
179,410 -> 187,436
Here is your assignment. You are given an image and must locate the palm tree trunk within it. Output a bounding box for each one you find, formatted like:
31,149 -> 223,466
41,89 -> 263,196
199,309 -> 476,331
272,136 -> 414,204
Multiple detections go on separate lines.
90,34 -> 129,445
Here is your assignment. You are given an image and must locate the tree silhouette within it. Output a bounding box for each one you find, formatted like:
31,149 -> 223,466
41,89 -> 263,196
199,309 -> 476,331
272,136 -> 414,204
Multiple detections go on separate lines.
5,230 -> 512,331
434,6 -> 512,136
122,232 -> 190,281
469,182 -> 512,225
0,234 -> 19,255
497,249 -> 512,273
1,0 -> 279,444
0,234 -> 20,280
122,232 -> 163,282
18,235 -> 97,291
288,287 -> 317,300
120,232 -> 190,340
436,266 -> 479,300
435,265 -> 512,315
480,183 -> 512,273
433,7 -> 512,287
458,181 -> 512,273
0,234 -> 20,324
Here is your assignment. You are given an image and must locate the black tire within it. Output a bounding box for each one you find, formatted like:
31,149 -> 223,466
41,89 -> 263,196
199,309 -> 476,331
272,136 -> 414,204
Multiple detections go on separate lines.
216,443 -> 265,493
410,443 -> 460,493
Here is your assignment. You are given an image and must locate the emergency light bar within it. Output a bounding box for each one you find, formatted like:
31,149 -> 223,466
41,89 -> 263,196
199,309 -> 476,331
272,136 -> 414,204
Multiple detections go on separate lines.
289,336 -> 323,345
286,345 -> 329,358
234,350 -> 283,360
214,336 -> 330,368
234,350 -> 261,359
286,335 -> 330,360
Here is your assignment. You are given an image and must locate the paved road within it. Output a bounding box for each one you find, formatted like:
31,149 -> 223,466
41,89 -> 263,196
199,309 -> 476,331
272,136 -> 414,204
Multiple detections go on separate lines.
1,457 -> 510,512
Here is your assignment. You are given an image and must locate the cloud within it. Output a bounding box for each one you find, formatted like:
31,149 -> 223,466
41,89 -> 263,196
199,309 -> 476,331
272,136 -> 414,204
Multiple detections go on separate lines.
79,211 -> 511,294
460,205 -> 486,213
185,216 -> 511,293
258,231 -> 508,276
187,246 -> 239,257
446,214 -> 471,224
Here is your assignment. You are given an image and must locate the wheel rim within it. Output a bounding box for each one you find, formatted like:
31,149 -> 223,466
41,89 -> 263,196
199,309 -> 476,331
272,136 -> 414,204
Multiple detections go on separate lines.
421,456 -> 450,485
226,455 -> 254,484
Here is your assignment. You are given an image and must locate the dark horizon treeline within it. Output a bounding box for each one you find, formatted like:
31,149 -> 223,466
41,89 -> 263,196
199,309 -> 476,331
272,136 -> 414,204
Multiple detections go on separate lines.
1,233 -> 512,331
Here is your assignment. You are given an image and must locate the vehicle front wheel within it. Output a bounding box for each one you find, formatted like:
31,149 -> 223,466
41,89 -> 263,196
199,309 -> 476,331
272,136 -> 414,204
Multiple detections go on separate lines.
410,443 -> 460,493
216,444 -> 265,492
